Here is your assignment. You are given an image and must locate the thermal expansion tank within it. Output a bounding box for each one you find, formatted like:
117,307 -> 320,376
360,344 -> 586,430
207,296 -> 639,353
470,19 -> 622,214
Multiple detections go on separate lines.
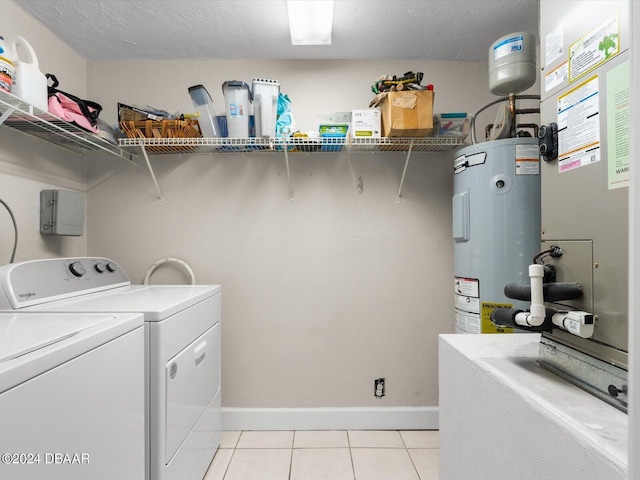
453,137 -> 541,333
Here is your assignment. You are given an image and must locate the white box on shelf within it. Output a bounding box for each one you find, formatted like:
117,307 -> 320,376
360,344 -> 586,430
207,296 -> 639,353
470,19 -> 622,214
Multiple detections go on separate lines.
351,109 -> 381,138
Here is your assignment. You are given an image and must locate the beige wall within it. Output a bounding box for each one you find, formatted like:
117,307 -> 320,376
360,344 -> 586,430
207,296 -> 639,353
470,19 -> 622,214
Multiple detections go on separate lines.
0,1 -> 87,262
84,59 -> 509,408
88,150 -> 456,408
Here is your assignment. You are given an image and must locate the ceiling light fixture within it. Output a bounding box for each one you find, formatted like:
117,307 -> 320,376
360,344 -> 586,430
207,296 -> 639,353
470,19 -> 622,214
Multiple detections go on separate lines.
287,0 -> 334,46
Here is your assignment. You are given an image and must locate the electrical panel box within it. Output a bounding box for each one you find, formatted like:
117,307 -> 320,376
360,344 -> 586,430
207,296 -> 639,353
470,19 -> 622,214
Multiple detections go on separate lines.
40,189 -> 85,236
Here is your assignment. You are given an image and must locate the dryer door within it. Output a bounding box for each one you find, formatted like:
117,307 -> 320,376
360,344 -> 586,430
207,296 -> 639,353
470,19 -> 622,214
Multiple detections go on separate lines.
165,322 -> 220,463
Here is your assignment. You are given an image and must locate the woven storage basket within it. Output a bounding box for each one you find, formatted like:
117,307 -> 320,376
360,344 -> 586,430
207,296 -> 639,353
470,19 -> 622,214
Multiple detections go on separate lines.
118,103 -> 156,122
120,119 -> 202,153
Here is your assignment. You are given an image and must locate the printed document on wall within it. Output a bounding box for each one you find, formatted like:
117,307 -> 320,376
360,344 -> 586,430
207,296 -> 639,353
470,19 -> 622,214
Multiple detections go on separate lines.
557,75 -> 600,173
569,14 -> 619,82
606,61 -> 629,190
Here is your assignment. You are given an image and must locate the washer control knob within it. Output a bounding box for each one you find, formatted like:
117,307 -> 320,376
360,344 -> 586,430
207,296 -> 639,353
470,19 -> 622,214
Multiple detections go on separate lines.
69,261 -> 86,277
95,262 -> 106,273
106,262 -> 117,273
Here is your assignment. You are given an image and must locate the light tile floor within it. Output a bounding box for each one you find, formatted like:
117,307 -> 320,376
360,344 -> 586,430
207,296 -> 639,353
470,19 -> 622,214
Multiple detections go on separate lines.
204,430 -> 439,480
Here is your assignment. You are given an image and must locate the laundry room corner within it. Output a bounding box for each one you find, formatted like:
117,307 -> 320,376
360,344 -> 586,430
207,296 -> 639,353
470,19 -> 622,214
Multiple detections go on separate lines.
0,1 -> 89,262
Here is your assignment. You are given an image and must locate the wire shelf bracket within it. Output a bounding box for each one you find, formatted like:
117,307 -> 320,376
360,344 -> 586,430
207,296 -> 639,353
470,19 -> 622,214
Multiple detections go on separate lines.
396,141 -> 414,203
118,136 -> 465,201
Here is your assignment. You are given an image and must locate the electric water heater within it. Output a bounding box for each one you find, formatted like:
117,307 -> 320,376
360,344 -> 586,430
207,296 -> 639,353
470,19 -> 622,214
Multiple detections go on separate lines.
452,138 -> 541,333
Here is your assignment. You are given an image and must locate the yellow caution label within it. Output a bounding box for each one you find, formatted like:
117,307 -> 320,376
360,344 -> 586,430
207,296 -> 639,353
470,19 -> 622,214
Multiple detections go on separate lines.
481,302 -> 514,334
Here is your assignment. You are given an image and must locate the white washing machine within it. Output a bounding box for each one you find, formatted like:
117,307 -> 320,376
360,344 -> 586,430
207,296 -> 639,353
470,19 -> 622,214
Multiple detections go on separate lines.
0,310 -> 144,480
0,257 -> 222,480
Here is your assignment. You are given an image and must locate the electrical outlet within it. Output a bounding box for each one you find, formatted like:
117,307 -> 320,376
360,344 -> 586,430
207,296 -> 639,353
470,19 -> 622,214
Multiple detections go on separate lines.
374,378 -> 385,398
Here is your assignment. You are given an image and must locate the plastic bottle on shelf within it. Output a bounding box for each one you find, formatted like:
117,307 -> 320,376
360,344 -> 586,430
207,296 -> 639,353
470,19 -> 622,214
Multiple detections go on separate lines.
12,35 -> 48,111
252,78 -> 280,138
222,80 -> 252,138
0,35 -> 16,94
188,84 -> 220,138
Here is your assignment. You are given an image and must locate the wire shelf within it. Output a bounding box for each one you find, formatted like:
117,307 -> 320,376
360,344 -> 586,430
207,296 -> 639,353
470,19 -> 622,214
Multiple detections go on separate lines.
0,90 -> 134,162
118,135 -> 465,155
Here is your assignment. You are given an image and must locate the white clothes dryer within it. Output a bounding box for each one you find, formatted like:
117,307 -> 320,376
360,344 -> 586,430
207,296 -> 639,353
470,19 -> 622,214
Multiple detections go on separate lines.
0,310 -> 144,480
0,257 -> 222,480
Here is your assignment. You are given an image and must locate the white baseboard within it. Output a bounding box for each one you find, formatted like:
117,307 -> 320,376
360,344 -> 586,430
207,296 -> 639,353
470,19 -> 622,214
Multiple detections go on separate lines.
222,406 -> 438,431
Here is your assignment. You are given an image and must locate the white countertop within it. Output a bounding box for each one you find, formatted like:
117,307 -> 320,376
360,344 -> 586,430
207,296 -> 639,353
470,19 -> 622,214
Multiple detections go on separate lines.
440,333 -> 628,473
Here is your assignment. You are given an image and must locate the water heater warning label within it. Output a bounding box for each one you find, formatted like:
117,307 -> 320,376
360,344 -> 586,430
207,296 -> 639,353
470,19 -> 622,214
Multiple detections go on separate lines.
455,310 -> 480,334
515,144 -> 540,175
454,277 -> 479,314
454,277 -> 515,334
481,302 -> 514,334
455,277 -> 478,296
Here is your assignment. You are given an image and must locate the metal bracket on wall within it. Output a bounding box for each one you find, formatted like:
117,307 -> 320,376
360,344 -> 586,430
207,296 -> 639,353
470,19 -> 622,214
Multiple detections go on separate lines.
282,147 -> 295,203
0,106 -> 16,125
396,140 -> 415,202
139,144 -> 163,203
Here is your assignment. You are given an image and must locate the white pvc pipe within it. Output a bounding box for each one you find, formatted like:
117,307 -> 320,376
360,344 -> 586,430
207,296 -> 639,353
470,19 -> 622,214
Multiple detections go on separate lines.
514,264 -> 546,327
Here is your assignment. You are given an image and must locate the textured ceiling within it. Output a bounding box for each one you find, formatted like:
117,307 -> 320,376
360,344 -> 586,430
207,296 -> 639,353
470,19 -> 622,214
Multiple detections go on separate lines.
14,0 -> 539,61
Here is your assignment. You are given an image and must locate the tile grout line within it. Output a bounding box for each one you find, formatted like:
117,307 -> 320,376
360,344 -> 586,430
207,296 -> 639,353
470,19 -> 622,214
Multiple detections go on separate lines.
288,431 -> 295,480
221,448 -> 236,480
347,430 -> 357,480
222,431 -> 242,480
400,430 -> 424,480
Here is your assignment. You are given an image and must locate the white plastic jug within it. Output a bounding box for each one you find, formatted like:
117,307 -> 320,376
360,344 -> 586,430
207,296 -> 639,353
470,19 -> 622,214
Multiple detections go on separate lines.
12,35 -> 48,111
252,78 -> 280,138
222,80 -> 252,138
188,84 -> 219,138
0,35 -> 16,94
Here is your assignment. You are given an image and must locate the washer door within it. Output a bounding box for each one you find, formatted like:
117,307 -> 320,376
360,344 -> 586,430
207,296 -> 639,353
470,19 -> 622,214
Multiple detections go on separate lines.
165,322 -> 220,463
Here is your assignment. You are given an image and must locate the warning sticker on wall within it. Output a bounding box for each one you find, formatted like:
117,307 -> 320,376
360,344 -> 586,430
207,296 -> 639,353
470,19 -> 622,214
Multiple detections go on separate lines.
557,75 -> 600,173
569,14 -> 619,82
545,61 -> 569,93
481,302 -> 514,334
546,25 -> 564,67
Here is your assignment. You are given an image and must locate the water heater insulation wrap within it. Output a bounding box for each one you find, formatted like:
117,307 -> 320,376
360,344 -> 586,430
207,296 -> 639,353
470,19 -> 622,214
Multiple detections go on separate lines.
453,138 -> 541,334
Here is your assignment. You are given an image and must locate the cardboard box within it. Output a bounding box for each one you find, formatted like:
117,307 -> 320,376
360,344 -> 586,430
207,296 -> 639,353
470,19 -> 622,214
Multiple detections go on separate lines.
351,109 -> 381,138
380,91 -> 434,137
